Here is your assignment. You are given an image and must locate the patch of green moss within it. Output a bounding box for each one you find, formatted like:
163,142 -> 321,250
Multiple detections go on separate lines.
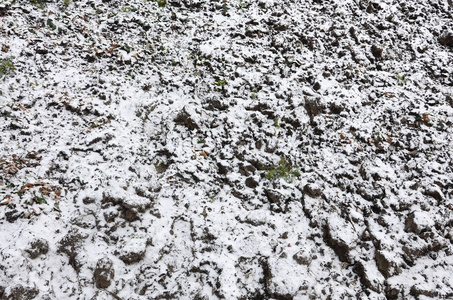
0,58 -> 15,79
266,157 -> 300,183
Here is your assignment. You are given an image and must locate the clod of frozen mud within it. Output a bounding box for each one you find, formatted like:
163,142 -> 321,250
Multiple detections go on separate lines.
236,210 -> 267,226
82,197 -> 96,205
302,183 -> 323,198
1,284 -> 39,300
447,95 -> 453,108
303,96 -> 325,123
402,236 -> 447,264
371,44 -> 383,59
57,228 -> 88,272
91,290 -> 122,300
323,220 -> 351,263
118,249 -> 146,265
265,189 -> 283,204
375,250 -> 401,279
385,286 -> 402,300
102,189 -> 152,222
423,186 -> 444,202
265,189 -> 288,212
263,257 -> 304,300
93,257 -> 115,289
439,30 -> 453,48
245,177 -> 259,188
410,285 -> 439,298
357,262 -> 385,293
25,238 -> 49,259
71,214 -> 97,229
116,237 -> 147,264
405,211 -> 435,234
292,249 -> 311,266
174,109 -> 199,131
5,209 -> 23,223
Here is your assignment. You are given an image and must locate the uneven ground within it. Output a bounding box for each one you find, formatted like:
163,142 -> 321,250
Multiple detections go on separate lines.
1,0 -> 453,299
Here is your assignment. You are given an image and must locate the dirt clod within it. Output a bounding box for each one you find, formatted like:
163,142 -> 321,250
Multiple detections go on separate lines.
25,238 -> 49,259
94,257 -> 114,289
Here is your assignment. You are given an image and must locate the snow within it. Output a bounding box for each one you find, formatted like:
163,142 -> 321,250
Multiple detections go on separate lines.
1,0 -> 453,299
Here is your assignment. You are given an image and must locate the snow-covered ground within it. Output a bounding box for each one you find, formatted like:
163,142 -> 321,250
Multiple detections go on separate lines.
1,0 -> 453,299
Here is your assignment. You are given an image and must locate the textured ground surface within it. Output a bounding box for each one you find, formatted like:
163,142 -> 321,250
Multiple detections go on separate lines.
1,0 -> 453,299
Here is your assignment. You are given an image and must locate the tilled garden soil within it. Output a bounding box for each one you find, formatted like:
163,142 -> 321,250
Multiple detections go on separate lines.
1,0 -> 453,299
